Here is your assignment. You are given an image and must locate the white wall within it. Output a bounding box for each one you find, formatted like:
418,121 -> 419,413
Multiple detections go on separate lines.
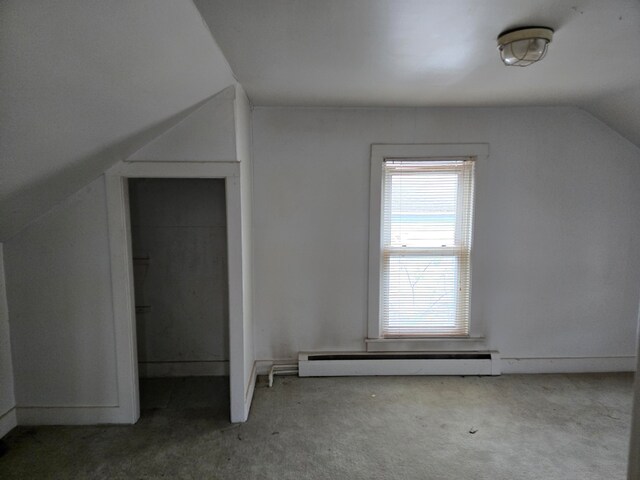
128,86 -> 238,162
129,178 -> 229,376
5,177 -> 118,408
251,106 -> 640,366
0,244 -> 16,436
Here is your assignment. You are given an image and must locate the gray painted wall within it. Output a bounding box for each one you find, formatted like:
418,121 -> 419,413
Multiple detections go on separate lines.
251,106 -> 640,361
0,245 -> 15,420
129,178 -> 229,374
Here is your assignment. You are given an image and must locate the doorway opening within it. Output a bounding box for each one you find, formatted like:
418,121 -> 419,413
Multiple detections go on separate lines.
128,178 -> 229,421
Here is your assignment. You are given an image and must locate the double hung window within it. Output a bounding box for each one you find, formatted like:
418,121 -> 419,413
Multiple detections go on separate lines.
369,145 -> 484,339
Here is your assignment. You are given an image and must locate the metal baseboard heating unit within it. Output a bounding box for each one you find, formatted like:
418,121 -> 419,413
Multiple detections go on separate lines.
298,351 -> 501,377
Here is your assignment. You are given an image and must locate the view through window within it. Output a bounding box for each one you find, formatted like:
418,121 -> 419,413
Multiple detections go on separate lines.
381,158 -> 475,337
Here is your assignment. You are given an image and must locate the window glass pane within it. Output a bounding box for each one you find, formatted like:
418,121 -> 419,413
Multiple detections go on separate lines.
387,172 -> 458,247
383,255 -> 460,335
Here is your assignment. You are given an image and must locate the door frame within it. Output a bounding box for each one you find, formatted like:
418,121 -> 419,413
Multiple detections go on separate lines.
105,161 -> 247,423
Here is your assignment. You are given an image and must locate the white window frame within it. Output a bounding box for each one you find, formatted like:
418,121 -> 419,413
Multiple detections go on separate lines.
367,144 -> 489,350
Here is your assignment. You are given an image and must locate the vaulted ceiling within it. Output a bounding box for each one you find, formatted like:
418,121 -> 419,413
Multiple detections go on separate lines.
196,0 -> 640,145
1,0 -> 639,239
0,0 -> 237,239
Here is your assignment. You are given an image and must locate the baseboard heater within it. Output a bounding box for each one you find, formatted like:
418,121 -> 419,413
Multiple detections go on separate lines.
298,351 -> 501,377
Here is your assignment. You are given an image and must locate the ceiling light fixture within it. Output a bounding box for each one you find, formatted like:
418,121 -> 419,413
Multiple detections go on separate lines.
497,27 -> 554,67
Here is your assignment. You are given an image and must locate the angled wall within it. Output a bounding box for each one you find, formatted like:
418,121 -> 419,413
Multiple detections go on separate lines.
128,86 -> 238,162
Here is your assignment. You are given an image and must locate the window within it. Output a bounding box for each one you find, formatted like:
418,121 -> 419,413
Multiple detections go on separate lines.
368,145 -> 486,340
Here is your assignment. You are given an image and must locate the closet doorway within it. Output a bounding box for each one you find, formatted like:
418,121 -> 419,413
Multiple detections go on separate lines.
128,178 -> 229,420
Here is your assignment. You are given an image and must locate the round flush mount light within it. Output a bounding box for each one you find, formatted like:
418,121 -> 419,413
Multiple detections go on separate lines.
497,27 -> 554,67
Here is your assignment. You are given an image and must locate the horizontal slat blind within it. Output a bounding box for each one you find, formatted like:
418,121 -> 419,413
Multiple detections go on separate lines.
381,158 -> 475,337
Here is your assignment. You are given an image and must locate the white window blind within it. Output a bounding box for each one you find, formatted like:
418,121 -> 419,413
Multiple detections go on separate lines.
381,158 -> 475,337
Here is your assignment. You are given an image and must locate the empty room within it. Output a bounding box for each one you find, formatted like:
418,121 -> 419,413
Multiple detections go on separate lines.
1,1 -> 640,479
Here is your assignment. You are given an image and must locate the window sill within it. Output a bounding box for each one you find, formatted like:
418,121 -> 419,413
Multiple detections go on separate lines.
365,336 -> 487,352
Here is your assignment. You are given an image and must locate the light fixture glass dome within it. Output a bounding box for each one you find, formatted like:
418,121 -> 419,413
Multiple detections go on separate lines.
497,27 -> 554,67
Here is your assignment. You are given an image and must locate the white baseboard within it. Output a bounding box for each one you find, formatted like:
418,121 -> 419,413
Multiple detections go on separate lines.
299,352 -> 501,377
501,356 -> 636,374
16,406 -> 126,425
258,355 -> 636,377
0,407 -> 17,437
300,359 -> 493,377
138,361 -> 229,378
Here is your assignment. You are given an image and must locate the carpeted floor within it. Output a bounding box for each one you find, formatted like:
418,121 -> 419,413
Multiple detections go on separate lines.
0,373 -> 633,479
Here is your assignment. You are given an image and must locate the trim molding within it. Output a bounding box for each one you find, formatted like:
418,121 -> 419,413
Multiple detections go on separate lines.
367,143 -> 490,340
138,361 -> 229,378
257,355 -> 636,376
0,408 -> 17,437
501,356 -> 636,374
105,160 -> 248,424
16,406 -> 127,426
241,361 -> 258,423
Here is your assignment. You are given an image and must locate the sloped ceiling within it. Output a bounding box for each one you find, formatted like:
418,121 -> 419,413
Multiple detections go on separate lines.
2,1 -> 638,241
196,0 -> 640,147
0,0 -> 237,239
